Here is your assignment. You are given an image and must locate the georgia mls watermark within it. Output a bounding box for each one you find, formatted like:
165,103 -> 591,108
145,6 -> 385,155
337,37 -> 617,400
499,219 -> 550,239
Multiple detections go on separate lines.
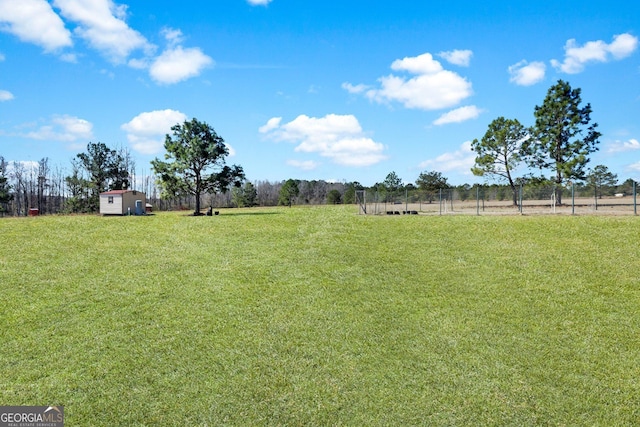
0,406 -> 64,427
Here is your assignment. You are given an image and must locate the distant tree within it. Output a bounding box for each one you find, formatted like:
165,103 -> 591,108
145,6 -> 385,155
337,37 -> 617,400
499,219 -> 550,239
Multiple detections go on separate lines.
342,181 -> 363,205
152,118 -> 245,215
64,159 -> 91,213
616,178 -> 637,196
278,179 -> 299,207
10,161 -> 27,216
0,156 -> 13,215
457,184 -> 472,202
37,157 -> 49,214
383,171 -> 402,202
326,189 -> 342,204
525,80 -> 601,204
230,181 -> 258,208
243,181 -> 257,207
256,180 -> 280,206
415,170 -> 449,203
231,186 -> 245,208
70,142 -> 131,212
471,117 -> 527,206
586,165 -> 618,199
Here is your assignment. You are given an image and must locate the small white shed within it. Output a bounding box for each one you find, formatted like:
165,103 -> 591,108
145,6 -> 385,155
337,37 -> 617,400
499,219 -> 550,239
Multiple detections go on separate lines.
100,190 -> 146,215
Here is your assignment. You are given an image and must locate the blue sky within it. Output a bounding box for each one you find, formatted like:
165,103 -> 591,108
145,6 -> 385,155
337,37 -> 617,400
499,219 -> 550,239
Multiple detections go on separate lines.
0,0 -> 639,186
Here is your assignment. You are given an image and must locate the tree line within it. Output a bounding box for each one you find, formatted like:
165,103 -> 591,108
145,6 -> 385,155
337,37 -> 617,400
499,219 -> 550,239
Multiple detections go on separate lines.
0,81 -> 636,216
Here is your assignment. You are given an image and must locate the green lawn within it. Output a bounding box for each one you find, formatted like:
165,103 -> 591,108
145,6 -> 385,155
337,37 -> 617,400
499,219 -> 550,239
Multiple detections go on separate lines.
1,206 -> 639,426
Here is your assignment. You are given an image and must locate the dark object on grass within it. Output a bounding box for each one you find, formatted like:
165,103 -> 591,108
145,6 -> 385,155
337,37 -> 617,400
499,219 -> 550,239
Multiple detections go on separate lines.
206,207 -> 213,216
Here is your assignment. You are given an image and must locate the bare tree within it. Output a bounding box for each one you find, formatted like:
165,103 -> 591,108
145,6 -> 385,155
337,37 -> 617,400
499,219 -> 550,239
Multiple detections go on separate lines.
37,158 -> 50,214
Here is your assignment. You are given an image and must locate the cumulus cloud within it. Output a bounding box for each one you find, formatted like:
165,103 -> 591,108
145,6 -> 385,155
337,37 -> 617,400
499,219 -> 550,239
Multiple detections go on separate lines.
0,2 -> 213,84
0,0 -> 72,52
608,138 -> 640,153
0,90 -> 14,101
551,33 -> 639,74
24,115 -> 93,142
260,114 -> 387,167
433,105 -> 482,126
258,117 -> 282,133
508,60 -> 546,86
608,33 -> 639,58
356,52 -> 472,110
53,0 -> 153,63
247,0 -> 272,5
148,29 -> 213,84
121,109 -> 187,154
418,141 -> 475,173
438,49 -> 473,67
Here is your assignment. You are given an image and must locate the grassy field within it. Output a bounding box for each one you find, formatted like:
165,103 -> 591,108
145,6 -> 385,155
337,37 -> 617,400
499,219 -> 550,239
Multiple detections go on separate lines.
1,206 -> 639,426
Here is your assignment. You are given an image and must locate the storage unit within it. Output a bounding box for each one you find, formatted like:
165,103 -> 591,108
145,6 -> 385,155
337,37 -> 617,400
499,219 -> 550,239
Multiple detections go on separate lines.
99,190 -> 146,215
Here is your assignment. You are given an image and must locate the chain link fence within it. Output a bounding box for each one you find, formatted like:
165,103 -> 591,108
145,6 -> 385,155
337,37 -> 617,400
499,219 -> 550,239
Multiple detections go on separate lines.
357,183 -> 639,216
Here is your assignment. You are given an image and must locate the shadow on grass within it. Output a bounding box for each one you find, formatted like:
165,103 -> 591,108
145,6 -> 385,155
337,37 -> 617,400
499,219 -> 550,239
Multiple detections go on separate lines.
182,211 -> 282,217
215,211 -> 282,217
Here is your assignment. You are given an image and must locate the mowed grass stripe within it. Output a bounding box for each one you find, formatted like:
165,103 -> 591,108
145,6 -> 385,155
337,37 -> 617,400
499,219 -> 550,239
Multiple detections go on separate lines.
1,207 -> 639,425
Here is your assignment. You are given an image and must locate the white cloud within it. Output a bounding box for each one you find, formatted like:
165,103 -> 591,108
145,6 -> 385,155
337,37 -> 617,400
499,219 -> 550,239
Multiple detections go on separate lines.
362,52 -> 472,110
149,46 -> 213,85
508,60 -> 546,86
391,52 -> 444,74
161,27 -> 185,47
433,105 -> 483,126
438,49 -> 473,67
0,90 -> 14,101
608,33 -> 639,59
121,109 -> 187,155
0,0 -> 72,52
258,117 -> 282,134
24,115 -> 93,142
287,159 -> 319,171
247,0 -> 272,5
260,114 -> 387,167
608,138 -> 640,153
342,82 -> 369,94
419,141 -> 475,173
551,33 -> 639,74
52,0 -> 153,63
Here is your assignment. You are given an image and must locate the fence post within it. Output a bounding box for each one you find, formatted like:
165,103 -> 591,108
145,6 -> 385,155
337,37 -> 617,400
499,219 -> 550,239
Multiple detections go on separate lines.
405,188 -> 408,214
439,188 -> 442,216
519,183 -> 523,214
634,181 -> 637,216
450,189 -> 454,212
476,186 -> 480,216
572,182 -> 575,215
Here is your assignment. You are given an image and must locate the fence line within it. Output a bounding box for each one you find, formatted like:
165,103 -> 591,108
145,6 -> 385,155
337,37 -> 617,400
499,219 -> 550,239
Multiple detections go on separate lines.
357,183 -> 639,216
